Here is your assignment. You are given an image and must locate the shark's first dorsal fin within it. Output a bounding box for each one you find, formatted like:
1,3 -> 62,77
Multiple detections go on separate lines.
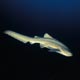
44,33 -> 53,39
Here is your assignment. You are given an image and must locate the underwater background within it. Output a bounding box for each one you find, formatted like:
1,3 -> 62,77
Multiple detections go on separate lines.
0,0 -> 80,80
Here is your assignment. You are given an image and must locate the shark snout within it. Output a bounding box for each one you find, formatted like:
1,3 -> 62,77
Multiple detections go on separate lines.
60,49 -> 73,57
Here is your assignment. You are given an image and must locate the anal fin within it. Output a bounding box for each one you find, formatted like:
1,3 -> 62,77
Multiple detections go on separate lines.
40,44 -> 45,48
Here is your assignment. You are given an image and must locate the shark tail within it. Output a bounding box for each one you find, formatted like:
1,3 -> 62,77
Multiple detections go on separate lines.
4,30 -> 30,43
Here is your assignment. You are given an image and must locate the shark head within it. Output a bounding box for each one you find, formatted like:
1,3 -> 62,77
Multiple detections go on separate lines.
48,47 -> 72,57
43,33 -> 73,57
56,48 -> 73,57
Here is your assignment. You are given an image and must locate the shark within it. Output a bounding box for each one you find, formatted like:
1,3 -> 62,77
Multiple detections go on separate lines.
4,30 -> 73,57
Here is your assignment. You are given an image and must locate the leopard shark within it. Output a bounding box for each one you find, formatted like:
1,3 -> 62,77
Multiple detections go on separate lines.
4,30 -> 73,57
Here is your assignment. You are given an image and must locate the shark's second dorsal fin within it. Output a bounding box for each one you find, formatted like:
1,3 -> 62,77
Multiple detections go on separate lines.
34,36 -> 39,38
44,33 -> 53,39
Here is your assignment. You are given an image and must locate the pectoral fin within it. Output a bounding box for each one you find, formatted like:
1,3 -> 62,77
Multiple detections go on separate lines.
49,49 -> 60,52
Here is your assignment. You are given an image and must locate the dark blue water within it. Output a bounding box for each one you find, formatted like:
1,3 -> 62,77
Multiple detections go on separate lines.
0,0 -> 80,79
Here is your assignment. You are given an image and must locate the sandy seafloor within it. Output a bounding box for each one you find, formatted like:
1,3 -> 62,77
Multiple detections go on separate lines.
0,0 -> 80,80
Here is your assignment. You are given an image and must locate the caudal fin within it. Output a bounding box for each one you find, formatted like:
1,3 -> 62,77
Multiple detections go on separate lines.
4,30 -> 30,43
